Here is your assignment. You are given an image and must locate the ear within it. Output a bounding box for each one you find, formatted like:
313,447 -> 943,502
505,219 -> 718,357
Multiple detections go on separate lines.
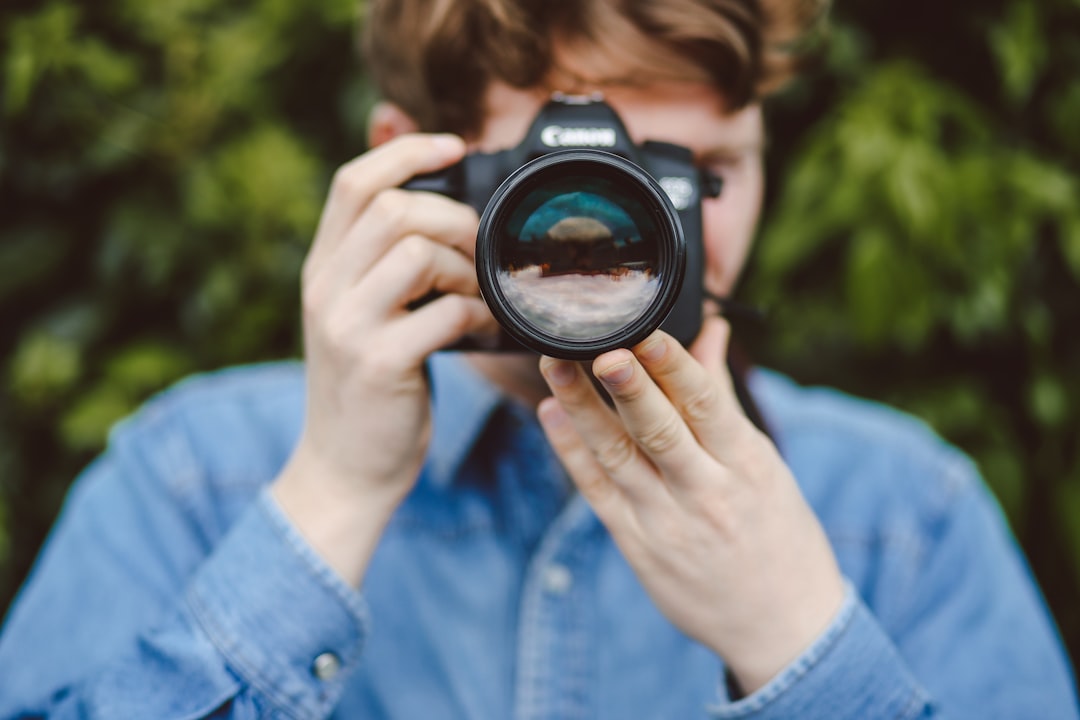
368,101 -> 421,148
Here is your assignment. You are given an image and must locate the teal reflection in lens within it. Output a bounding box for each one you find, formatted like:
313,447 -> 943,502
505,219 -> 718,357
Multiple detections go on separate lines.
497,175 -> 662,341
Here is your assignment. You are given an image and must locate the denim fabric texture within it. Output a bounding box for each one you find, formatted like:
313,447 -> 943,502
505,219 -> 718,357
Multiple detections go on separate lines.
0,354 -> 1076,719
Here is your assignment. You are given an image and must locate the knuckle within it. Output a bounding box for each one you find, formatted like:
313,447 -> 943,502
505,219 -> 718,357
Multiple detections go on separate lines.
355,342 -> 399,377
682,383 -> 721,423
636,415 -> 684,455
700,495 -> 740,541
443,295 -> 479,333
330,164 -> 369,202
607,374 -> 647,402
642,511 -> 686,549
730,426 -> 777,473
594,433 -> 638,473
577,470 -> 616,506
320,305 -> 356,349
369,188 -> 410,226
398,234 -> 434,266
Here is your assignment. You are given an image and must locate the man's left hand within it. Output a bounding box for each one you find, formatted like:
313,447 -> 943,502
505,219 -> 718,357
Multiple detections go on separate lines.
537,316 -> 845,693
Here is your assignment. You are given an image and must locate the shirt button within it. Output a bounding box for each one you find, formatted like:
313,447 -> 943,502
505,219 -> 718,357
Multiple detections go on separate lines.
312,652 -> 342,681
542,564 -> 573,595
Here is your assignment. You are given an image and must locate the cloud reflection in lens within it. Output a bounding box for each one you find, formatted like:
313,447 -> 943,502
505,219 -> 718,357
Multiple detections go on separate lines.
496,182 -> 662,341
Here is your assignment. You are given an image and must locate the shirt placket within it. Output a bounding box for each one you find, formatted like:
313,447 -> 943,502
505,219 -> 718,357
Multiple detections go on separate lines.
512,495 -> 599,720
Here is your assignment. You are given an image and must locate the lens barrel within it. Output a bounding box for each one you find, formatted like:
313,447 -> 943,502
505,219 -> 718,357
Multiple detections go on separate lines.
476,150 -> 685,360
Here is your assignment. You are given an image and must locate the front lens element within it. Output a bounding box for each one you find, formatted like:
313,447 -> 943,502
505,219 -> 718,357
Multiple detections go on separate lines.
477,150 -> 684,359
496,176 -> 662,341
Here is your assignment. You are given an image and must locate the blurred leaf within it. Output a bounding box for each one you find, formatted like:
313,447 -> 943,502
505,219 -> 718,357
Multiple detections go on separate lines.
3,3 -> 80,113
1022,302 -> 1053,345
71,39 -> 139,96
185,124 -> 322,239
1062,215 -> 1080,282
1009,153 -> 1077,214
184,262 -> 243,328
844,227 -> 893,346
1047,80 -> 1080,159
104,342 -> 193,394
1028,373 -> 1069,429
883,141 -> 941,241
116,0 -> 220,45
0,489 -> 9,571
59,385 -> 133,452
0,228 -> 69,304
988,1 -> 1048,107
60,343 -> 192,452
8,332 -> 83,409
948,268 -> 1010,343
39,303 -> 107,348
1057,477 -> 1080,590
898,381 -> 985,437
1,0 -> 357,628
757,58 -> 1076,355
99,199 -> 190,292
980,446 -> 1027,525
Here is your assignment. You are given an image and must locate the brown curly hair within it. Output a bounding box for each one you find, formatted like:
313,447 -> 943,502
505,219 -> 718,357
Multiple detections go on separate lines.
362,0 -> 827,136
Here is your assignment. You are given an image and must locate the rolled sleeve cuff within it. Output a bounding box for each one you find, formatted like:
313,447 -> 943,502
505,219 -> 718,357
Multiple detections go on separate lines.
709,582 -> 933,720
185,488 -> 369,718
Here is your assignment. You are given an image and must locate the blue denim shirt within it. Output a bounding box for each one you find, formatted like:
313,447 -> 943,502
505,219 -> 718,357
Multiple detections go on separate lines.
0,354 -> 1075,719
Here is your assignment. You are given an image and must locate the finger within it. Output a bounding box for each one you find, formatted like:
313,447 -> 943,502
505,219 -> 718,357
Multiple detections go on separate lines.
538,356 -> 662,503
354,235 -> 481,320
631,321 -> 742,457
591,348 -> 705,481
310,188 -> 479,293
688,315 -> 733,378
536,397 -> 627,521
356,190 -> 480,258
311,134 -> 466,262
377,294 -> 498,365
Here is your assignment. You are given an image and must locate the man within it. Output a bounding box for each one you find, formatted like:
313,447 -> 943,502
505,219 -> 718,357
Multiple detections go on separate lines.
0,0 -> 1075,718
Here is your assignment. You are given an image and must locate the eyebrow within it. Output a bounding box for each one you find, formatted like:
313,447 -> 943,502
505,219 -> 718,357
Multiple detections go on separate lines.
696,137 -> 767,162
692,116 -> 769,160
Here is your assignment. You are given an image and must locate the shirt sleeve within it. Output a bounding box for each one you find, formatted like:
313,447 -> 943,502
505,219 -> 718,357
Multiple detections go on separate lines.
709,583 -> 934,720
708,453 -> 1079,720
0,411 -> 369,719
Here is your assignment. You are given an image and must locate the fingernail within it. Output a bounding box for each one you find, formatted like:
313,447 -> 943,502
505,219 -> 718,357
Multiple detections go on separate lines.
543,359 -> 577,387
599,361 -> 634,386
638,336 -> 667,363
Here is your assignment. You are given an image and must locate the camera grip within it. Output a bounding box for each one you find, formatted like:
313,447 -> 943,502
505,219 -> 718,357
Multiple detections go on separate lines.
402,169 -> 455,195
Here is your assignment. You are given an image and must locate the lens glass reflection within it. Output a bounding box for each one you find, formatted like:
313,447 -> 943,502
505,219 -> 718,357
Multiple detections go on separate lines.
496,174 -> 663,341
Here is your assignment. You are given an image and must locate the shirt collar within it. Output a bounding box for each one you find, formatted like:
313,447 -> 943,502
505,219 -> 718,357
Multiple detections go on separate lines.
425,352 -> 506,489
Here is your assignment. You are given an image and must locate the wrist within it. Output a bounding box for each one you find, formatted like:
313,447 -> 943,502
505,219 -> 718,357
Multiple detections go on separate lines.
271,443 -> 407,587
723,570 -> 846,693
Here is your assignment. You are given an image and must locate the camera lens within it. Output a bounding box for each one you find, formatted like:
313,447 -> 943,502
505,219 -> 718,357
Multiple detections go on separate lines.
476,150 -> 685,360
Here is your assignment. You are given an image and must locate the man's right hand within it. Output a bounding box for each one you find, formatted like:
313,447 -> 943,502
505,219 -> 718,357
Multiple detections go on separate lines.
271,134 -> 495,587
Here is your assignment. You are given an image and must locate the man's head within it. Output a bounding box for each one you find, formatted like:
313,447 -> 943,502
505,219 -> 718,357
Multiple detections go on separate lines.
361,0 -> 825,321
363,0 -> 825,137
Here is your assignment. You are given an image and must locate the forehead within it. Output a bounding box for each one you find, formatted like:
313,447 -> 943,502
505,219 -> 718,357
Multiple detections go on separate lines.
476,80 -> 763,159
474,30 -> 761,155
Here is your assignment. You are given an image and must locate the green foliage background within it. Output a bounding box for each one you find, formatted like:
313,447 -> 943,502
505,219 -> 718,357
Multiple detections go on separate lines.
2,0 -> 1078,669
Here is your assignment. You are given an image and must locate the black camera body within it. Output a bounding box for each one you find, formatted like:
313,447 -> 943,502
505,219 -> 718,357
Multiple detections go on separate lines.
406,94 -> 721,358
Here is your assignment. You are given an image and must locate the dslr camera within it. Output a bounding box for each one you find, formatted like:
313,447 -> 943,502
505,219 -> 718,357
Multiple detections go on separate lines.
406,93 -> 721,360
